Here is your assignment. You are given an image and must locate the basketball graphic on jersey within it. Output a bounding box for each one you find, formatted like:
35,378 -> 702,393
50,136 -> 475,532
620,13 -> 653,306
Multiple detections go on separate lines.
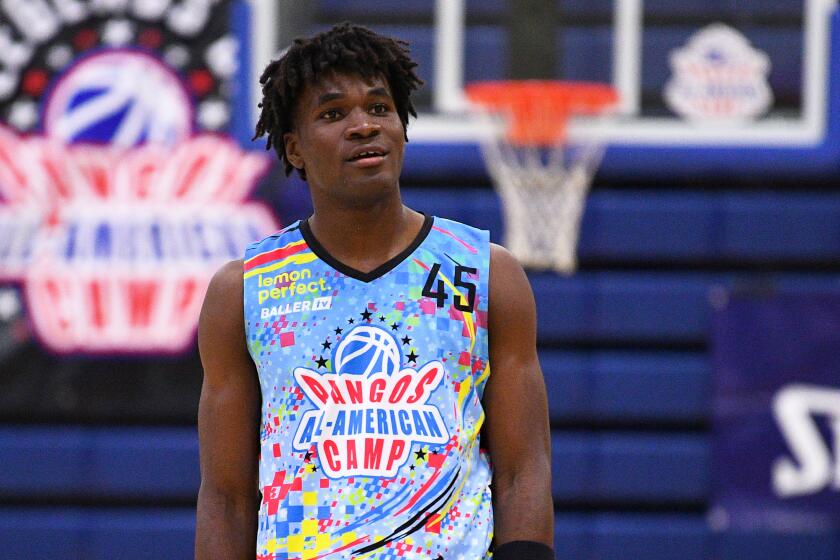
333,324 -> 402,377
43,50 -> 192,146
292,325 -> 449,479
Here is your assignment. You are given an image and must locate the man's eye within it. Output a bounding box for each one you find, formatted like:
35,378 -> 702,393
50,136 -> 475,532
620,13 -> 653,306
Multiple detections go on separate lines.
321,109 -> 341,119
371,104 -> 388,114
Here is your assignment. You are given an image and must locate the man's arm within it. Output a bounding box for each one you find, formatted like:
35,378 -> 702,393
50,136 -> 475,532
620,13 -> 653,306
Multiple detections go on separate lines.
195,260 -> 261,559
483,244 -> 554,556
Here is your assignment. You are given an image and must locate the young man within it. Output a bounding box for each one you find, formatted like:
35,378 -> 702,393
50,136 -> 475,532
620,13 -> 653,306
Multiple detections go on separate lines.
196,23 -> 553,560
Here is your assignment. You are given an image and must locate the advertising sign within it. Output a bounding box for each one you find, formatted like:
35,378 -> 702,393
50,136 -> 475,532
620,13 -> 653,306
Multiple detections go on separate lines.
0,0 -> 278,354
665,24 -> 773,122
711,292 -> 840,530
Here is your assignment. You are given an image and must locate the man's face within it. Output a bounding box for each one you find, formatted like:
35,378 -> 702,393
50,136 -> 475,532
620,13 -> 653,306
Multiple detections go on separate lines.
284,71 -> 406,207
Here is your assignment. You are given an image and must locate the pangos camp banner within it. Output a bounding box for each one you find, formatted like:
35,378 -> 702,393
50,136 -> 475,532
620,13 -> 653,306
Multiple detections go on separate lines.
0,0 -> 278,355
711,292 -> 840,531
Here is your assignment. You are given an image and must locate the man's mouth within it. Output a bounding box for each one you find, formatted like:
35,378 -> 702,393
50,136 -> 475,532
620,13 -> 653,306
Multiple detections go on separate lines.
347,148 -> 388,164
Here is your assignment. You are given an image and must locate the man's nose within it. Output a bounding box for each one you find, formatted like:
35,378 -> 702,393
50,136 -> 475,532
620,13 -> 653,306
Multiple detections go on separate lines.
345,110 -> 380,139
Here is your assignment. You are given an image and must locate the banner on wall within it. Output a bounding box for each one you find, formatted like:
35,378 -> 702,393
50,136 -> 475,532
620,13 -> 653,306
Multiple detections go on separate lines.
0,1 -> 278,354
711,292 -> 840,530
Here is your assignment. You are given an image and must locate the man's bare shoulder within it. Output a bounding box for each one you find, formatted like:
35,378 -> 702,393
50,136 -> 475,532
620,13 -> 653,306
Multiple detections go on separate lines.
490,243 -> 521,272
489,243 -> 532,298
199,260 -> 248,368
201,260 -> 245,321
487,242 -> 537,354
206,259 -> 245,301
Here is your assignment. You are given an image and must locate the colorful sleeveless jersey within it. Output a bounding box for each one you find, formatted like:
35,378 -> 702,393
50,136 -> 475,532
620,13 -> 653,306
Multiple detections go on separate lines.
244,215 -> 493,559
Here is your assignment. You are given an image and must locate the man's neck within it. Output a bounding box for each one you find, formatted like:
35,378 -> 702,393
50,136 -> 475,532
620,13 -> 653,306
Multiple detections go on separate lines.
307,197 -> 425,274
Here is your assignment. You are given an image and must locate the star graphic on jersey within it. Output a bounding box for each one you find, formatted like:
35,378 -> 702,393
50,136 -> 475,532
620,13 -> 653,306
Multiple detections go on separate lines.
304,451 -> 313,462
348,317 -> 355,324
379,315 -> 386,322
390,322 -> 400,331
315,356 -> 328,369
334,327 -> 343,335
321,340 -> 332,350
414,448 -> 427,461
407,350 -> 419,363
401,335 -> 411,345
360,309 -> 373,321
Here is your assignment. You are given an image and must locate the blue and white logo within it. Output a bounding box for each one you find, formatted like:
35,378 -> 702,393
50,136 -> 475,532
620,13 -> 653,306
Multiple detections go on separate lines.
665,24 -> 773,122
44,50 -> 192,146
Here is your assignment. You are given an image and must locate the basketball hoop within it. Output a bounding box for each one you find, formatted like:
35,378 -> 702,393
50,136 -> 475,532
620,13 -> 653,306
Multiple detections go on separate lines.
465,81 -> 618,273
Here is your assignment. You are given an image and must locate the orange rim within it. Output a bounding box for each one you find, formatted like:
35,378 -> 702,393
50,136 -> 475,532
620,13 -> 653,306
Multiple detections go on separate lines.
465,81 -> 618,146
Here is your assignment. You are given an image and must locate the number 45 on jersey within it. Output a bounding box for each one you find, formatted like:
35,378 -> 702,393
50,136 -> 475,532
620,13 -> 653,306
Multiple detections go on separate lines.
422,263 -> 477,313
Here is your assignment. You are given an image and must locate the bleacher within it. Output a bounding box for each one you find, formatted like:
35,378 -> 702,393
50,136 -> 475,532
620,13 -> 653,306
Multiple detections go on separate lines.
2,1 -> 839,558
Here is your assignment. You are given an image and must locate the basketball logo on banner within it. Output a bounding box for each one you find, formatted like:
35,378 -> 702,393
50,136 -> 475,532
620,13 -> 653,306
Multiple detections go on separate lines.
665,24 -> 773,122
44,50 -> 193,146
0,1 -> 279,353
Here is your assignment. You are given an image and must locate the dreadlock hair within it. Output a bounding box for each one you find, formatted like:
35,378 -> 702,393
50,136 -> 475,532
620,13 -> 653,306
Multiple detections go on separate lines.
253,23 -> 424,180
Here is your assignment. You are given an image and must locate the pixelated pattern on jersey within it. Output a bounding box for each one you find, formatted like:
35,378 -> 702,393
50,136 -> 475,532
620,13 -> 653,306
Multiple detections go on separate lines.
244,218 -> 493,559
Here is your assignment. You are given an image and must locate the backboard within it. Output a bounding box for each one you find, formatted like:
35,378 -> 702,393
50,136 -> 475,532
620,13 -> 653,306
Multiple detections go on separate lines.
406,0 -> 840,180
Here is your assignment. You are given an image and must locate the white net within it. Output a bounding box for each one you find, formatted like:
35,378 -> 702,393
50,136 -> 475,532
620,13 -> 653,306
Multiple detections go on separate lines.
474,110 -> 607,274
473,99 -> 604,274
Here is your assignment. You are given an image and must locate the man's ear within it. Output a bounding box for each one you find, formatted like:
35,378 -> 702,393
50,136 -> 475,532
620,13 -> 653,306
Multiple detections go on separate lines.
284,132 -> 304,170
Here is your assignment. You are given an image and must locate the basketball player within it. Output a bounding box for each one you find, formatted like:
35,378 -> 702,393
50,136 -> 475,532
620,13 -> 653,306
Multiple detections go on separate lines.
196,24 -> 553,560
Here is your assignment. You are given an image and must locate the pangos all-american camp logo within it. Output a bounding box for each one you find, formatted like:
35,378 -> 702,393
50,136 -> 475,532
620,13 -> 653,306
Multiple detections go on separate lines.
293,325 -> 450,478
0,2 -> 277,353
